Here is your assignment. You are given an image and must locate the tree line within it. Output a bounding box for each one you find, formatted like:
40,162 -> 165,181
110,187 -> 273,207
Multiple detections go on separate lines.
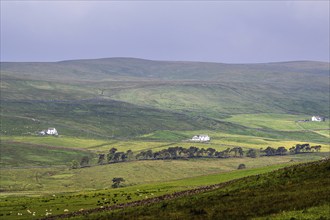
95,143 -> 321,165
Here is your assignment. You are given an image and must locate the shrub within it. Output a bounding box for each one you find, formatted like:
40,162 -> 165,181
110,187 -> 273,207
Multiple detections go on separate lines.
238,164 -> 246,169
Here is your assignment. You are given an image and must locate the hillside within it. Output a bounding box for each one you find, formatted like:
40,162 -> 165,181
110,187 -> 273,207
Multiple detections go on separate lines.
42,159 -> 330,220
1,58 -> 329,140
2,58 -> 329,81
1,58 -> 329,116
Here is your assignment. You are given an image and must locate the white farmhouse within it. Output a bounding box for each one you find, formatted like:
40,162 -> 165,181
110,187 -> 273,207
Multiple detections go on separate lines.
191,135 -> 210,142
46,128 -> 58,135
39,128 -> 58,136
311,116 -> 324,122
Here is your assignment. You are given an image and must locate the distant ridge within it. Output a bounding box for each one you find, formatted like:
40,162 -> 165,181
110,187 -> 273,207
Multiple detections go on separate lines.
1,57 -> 329,82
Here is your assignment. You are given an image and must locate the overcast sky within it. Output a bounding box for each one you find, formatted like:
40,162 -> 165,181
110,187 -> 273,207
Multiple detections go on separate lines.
1,1 -> 329,63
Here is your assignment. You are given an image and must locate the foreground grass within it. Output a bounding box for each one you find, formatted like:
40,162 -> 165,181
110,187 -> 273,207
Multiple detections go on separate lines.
254,204 -> 330,220
1,153 -> 327,194
73,159 -> 330,220
0,162 -> 293,219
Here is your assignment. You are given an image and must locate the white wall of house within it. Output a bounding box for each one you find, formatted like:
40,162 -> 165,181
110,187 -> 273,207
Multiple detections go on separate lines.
191,135 -> 210,142
311,116 -> 323,122
46,128 -> 58,135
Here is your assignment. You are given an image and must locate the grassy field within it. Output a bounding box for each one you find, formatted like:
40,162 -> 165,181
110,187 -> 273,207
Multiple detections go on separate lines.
0,141 -> 95,168
1,100 -> 237,139
71,159 -> 330,220
224,113 -> 329,131
254,204 -> 330,220
1,152 -> 327,195
0,162 -> 311,219
2,133 -> 329,155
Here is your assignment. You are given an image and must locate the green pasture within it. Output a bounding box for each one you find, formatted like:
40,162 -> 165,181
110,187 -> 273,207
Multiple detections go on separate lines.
0,162 -> 303,219
108,82 -> 329,116
140,130 -> 329,151
1,153 -> 326,195
313,130 -> 330,138
2,133 -> 328,155
0,100 -> 232,139
0,141 -> 94,168
254,204 -> 330,220
73,159 -> 330,220
1,136 -> 106,149
224,113 -> 329,131
1,78 -> 95,101
140,122 -> 329,143
1,100 -> 329,145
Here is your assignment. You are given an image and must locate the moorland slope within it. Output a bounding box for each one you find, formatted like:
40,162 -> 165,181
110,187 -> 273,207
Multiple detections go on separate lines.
1,58 -> 329,139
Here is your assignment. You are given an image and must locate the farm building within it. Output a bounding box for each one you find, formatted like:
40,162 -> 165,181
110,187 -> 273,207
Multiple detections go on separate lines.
191,135 -> 210,142
39,128 -> 58,136
311,116 -> 325,122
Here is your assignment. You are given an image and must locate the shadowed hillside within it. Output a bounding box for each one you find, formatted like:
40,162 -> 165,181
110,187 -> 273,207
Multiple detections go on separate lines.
1,58 -> 329,139
41,159 -> 330,220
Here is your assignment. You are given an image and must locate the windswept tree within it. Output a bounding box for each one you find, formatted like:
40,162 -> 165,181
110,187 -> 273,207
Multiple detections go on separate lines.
247,149 -> 257,158
311,145 -> 322,152
112,177 -> 125,188
206,148 -> 216,158
197,148 -> 207,157
188,146 -> 199,158
145,150 -> 153,160
80,156 -> 90,167
276,146 -> 287,156
289,146 -> 296,154
168,147 -> 179,159
263,146 -> 276,156
107,148 -> 118,163
113,152 -> 126,162
98,154 -> 106,165
238,147 -> 244,157
126,150 -> 134,160
230,147 -> 244,157
179,147 -> 188,158
136,150 -> 153,160
215,148 -> 230,158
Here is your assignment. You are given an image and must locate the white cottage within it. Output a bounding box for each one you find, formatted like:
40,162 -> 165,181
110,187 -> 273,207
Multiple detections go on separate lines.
311,116 -> 324,122
46,128 -> 58,135
191,135 -> 210,142
39,128 -> 58,136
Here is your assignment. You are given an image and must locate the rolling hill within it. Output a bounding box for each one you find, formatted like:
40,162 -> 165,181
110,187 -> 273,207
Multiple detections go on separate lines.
0,58 -> 329,220
1,58 -> 329,140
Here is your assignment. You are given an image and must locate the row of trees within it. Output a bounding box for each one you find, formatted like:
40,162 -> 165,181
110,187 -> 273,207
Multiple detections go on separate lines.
96,144 -> 321,164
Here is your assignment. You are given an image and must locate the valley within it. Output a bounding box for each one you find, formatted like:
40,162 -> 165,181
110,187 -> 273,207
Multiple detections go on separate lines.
0,58 -> 329,219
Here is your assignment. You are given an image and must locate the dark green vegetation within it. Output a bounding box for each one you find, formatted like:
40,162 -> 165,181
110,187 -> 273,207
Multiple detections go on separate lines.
105,144 -> 322,164
67,159 -> 330,220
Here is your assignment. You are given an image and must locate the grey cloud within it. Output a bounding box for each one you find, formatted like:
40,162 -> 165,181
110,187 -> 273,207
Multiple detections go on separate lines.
1,1 -> 329,63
